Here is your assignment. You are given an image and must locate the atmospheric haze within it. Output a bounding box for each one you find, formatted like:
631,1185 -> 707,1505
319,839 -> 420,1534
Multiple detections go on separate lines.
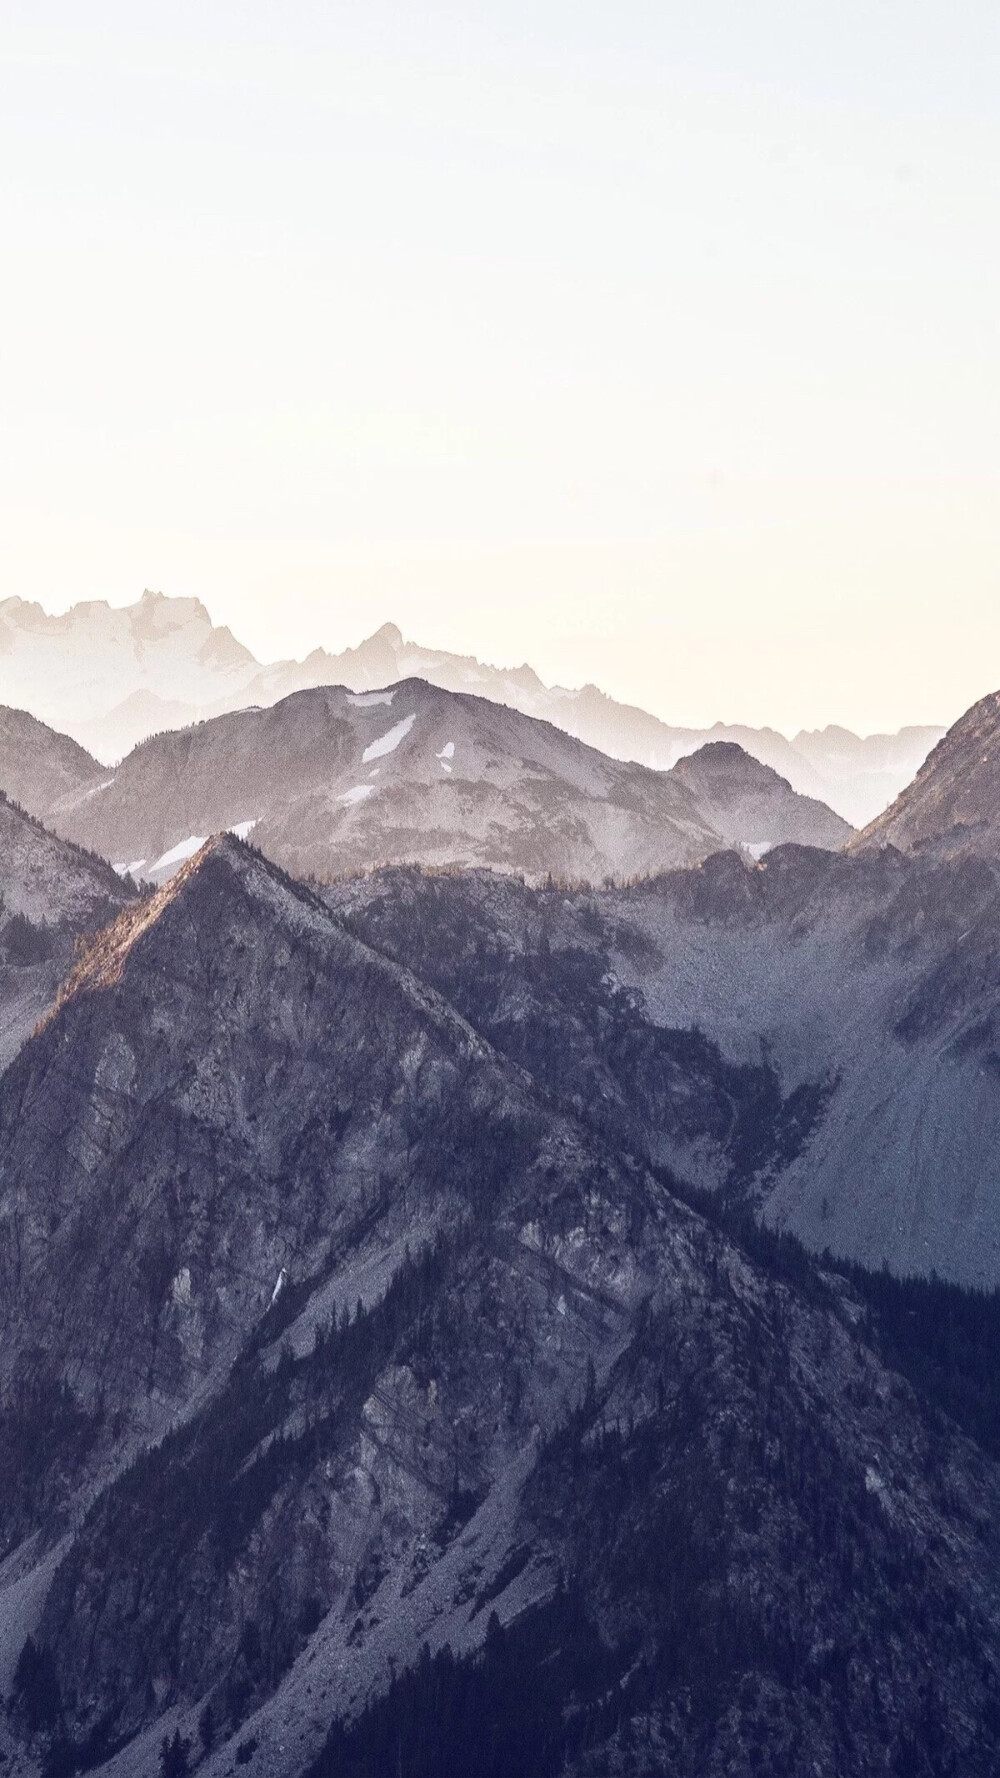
1,0 -> 997,733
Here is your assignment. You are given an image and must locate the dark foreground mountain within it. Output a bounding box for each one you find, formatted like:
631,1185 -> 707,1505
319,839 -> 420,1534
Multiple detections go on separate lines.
853,688 -> 1000,862
327,844 -> 1000,1288
50,680 -> 724,885
0,838 -> 999,1778
666,742 -> 853,854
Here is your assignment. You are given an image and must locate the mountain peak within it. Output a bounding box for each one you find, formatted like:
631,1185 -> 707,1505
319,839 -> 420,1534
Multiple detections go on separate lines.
852,686 -> 1000,860
668,739 -> 853,853
51,832 -> 271,1013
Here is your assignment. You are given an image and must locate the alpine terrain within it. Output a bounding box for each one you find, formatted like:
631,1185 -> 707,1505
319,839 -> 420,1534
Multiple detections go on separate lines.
852,689 -> 1000,862
0,658 -> 998,1778
327,840 -> 1000,1288
0,593 -> 939,824
0,794 -> 133,1070
0,838 -> 998,1778
665,743 -> 853,855
48,680 -> 727,885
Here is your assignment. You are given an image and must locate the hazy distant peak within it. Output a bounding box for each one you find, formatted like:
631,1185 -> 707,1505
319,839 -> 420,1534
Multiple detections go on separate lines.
669,739 -> 853,853
679,738 -> 787,778
0,590 -> 945,823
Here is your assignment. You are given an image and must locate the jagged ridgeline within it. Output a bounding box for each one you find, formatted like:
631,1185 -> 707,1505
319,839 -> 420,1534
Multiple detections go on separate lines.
0,591 -> 940,825
0,836 -> 996,1778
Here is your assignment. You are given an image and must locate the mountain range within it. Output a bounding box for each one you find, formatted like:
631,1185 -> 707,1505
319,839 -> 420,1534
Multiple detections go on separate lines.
23,682 -> 848,888
326,840 -> 1000,1288
2,611 -> 1000,1774
0,592 -> 941,825
46,681 -> 722,887
0,837 -> 999,1778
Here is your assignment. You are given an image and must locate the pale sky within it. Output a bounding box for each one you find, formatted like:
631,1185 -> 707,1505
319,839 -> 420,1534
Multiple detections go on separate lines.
0,1 -> 997,735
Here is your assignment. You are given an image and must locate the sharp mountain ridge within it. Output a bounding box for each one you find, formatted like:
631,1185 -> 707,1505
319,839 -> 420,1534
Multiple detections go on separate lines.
325,842 -> 1000,1289
0,592 -> 940,823
47,679 -> 728,887
0,836 -> 999,1777
852,687 -> 1000,862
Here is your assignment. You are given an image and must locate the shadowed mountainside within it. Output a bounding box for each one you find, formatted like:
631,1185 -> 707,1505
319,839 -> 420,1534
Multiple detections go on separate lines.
325,844 -> 1000,1288
0,838 -> 998,1777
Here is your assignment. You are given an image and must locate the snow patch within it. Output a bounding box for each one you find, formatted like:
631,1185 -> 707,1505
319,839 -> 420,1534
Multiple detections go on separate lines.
85,779 -> 115,798
339,784 -> 376,806
151,834 -> 208,873
362,713 -> 416,762
113,859 -> 147,877
437,741 -> 455,759
229,819 -> 258,840
439,760 -> 453,774
347,690 -> 395,708
171,1267 -> 192,1307
746,841 -> 773,861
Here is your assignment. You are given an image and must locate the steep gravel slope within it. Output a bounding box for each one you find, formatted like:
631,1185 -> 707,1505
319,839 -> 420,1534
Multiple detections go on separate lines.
328,847 -> 1000,1287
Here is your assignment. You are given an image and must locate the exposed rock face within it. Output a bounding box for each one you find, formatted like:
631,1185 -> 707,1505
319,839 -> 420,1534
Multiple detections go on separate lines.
0,796 -> 126,931
326,846 -> 1000,1288
853,688 -> 1000,861
0,706 -> 105,820
666,741 -> 853,854
0,593 -> 939,822
0,838 -> 1000,1778
49,680 -> 724,885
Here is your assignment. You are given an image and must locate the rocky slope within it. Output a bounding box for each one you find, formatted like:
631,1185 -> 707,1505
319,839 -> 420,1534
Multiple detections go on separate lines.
0,706 -> 106,820
666,741 -> 853,855
0,795 -> 133,1072
0,838 -> 999,1778
326,845 -> 1000,1288
50,680 -> 724,886
0,593 -> 939,821
793,723 -> 943,830
852,688 -> 1000,861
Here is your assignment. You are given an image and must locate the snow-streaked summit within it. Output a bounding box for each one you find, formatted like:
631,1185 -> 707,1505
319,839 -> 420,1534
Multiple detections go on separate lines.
0,592 -> 942,821
51,677 -> 727,887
